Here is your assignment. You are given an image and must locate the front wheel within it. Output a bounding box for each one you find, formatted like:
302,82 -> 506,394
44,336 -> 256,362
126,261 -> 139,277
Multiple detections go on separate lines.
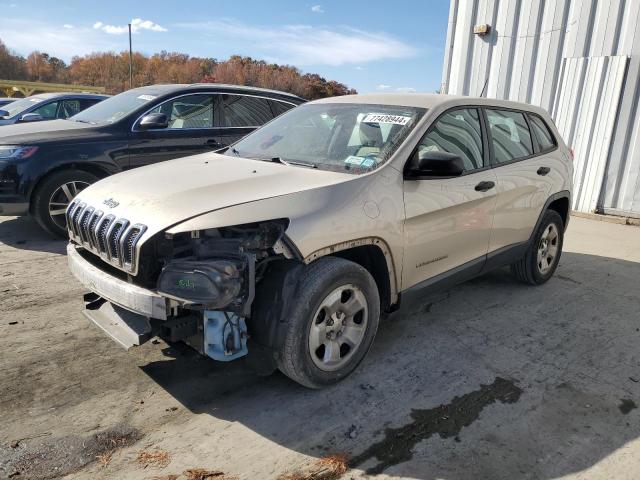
511,209 -> 564,285
277,257 -> 380,388
32,170 -> 98,238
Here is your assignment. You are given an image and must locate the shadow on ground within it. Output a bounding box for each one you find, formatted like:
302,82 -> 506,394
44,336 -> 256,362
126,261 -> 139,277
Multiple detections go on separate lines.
139,251 -> 640,479
0,216 -> 65,254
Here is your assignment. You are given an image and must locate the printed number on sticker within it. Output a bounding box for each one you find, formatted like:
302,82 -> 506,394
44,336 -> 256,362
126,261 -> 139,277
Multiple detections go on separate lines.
363,113 -> 411,125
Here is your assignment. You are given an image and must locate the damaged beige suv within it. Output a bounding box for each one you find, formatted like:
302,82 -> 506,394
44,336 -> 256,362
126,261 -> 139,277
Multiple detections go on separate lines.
67,94 -> 572,388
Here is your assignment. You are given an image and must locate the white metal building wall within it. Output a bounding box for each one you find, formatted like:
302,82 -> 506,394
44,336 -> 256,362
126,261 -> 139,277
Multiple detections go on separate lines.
442,0 -> 640,216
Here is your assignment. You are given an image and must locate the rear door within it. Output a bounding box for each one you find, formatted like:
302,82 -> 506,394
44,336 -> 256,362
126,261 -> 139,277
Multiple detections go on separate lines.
402,107 -> 498,289
127,93 -> 225,169
485,108 -> 559,252
215,94 -> 296,145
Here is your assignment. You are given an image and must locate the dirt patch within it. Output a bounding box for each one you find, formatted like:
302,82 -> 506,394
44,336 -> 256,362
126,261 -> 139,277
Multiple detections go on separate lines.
277,454 -> 349,480
349,377 -> 523,474
1,425 -> 140,479
151,468 -> 233,480
137,447 -> 171,469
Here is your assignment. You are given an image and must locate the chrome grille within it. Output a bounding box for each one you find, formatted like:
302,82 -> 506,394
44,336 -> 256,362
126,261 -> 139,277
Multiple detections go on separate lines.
66,201 -> 147,274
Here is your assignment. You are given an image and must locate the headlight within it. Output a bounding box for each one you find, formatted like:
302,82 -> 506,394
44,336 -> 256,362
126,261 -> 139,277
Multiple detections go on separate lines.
157,259 -> 243,307
0,145 -> 39,160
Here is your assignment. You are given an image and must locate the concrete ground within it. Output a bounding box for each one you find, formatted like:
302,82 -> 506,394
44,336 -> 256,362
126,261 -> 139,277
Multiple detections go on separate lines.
0,215 -> 639,480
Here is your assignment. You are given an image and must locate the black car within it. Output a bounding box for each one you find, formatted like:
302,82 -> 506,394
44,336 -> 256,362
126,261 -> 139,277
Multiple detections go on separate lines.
0,93 -> 109,126
0,84 -> 304,237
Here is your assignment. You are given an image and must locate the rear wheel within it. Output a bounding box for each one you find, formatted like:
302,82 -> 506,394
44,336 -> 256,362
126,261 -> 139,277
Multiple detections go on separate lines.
511,209 -> 564,285
277,257 -> 380,388
32,170 -> 98,238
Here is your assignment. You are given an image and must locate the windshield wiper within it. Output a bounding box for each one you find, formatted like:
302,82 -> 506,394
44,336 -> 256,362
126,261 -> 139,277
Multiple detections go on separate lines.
270,157 -> 318,169
72,118 -> 95,124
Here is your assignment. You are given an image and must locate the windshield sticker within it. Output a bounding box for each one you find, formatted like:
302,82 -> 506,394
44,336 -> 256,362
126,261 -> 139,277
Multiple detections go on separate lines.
363,113 -> 411,125
137,94 -> 157,101
344,156 -> 376,168
345,155 -> 365,166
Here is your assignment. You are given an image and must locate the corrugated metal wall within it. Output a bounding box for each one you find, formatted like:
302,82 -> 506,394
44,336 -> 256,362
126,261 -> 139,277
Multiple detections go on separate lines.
442,0 -> 640,216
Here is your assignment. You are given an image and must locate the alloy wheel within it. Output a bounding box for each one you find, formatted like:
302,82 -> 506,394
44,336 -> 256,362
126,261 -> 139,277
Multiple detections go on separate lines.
48,181 -> 90,230
537,223 -> 559,274
308,284 -> 369,372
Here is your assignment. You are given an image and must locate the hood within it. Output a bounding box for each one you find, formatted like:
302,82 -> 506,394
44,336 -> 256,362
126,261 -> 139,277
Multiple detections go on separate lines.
0,119 -> 100,144
73,152 -> 355,238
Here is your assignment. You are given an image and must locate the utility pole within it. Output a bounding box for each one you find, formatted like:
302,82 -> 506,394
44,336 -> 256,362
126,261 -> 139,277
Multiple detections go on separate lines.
128,23 -> 133,89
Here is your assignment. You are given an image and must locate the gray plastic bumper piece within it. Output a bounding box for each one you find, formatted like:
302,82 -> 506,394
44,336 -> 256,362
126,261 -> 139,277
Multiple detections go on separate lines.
83,300 -> 153,350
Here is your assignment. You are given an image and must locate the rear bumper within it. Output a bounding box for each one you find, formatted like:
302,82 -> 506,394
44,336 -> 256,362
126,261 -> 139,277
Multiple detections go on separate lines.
67,243 -> 168,319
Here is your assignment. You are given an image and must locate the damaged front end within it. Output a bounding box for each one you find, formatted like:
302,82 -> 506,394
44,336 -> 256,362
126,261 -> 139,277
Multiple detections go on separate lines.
73,218 -> 297,362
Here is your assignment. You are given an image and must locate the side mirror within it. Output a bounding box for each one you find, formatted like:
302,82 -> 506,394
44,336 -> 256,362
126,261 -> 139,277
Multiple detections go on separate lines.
19,113 -> 44,123
0,109 -> 9,118
406,150 -> 465,178
138,113 -> 168,130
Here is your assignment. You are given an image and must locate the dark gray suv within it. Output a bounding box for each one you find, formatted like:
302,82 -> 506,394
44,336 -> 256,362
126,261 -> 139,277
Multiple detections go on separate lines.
0,84 -> 304,237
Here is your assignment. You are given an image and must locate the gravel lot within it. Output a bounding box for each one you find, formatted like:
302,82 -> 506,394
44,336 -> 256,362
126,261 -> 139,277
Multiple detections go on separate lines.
1,214 -> 639,480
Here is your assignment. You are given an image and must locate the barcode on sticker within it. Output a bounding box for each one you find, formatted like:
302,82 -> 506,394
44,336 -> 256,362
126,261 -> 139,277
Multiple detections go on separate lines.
363,113 -> 411,125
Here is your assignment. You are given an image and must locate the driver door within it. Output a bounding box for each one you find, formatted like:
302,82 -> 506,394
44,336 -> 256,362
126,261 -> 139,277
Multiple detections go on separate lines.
402,107 -> 498,290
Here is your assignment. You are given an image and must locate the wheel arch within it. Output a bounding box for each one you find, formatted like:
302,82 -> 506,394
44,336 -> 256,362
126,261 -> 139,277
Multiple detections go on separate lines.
28,162 -> 113,213
303,237 -> 399,311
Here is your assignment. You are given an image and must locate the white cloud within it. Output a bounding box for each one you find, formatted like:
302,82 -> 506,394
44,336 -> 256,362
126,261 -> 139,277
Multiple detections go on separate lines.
176,20 -> 417,66
356,66 -> 364,71
311,5 -> 324,13
93,18 -> 167,35
2,18 -> 123,60
377,84 -> 391,90
396,87 -> 416,93
63,24 -> 74,29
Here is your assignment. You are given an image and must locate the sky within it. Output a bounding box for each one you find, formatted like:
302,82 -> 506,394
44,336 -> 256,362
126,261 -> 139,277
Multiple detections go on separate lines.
0,0 -> 451,94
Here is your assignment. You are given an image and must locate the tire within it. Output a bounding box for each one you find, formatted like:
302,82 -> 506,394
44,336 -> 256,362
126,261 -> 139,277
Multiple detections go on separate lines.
511,209 -> 564,285
277,256 -> 380,388
32,170 -> 98,238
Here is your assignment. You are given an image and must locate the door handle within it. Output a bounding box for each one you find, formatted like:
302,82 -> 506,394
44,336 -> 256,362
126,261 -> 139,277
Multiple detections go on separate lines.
474,181 -> 495,192
205,139 -> 221,147
537,166 -> 551,176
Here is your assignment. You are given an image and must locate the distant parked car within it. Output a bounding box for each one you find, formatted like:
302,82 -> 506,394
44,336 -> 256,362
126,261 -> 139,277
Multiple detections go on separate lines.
0,84 -> 305,237
0,98 -> 14,108
0,93 -> 109,126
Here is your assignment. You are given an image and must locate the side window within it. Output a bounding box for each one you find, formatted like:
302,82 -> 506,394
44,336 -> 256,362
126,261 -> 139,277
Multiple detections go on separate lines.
416,108 -> 485,172
149,94 -> 214,129
79,99 -> 102,110
32,101 -> 59,119
486,109 -> 533,163
219,95 -> 273,127
268,100 -> 295,117
58,100 -> 81,118
528,114 -> 556,151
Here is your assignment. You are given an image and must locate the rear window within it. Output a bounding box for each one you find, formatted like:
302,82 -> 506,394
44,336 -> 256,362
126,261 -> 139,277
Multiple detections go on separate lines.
528,114 -> 557,151
486,109 -> 533,163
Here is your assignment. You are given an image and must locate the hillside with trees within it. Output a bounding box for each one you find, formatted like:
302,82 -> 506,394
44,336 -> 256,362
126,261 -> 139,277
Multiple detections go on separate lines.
0,39 -> 356,99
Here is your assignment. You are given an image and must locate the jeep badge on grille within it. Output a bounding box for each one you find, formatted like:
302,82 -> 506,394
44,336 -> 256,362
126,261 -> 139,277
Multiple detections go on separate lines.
103,198 -> 119,208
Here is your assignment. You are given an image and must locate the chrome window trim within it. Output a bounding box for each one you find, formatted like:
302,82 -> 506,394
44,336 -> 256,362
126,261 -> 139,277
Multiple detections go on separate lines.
131,91 -> 298,133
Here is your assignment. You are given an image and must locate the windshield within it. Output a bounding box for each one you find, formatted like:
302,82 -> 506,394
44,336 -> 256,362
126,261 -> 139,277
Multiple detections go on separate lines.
71,89 -> 158,125
0,97 -> 47,118
226,103 -> 426,173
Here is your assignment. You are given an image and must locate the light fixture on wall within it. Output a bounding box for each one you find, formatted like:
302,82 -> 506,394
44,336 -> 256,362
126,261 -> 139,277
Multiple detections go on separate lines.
473,24 -> 491,36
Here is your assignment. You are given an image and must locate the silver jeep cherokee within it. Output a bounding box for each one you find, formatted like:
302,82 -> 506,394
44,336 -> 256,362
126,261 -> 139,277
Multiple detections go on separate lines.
67,94 -> 572,388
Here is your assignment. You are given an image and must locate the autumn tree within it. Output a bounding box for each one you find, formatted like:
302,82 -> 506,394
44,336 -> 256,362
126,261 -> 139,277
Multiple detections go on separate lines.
0,37 -> 356,99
